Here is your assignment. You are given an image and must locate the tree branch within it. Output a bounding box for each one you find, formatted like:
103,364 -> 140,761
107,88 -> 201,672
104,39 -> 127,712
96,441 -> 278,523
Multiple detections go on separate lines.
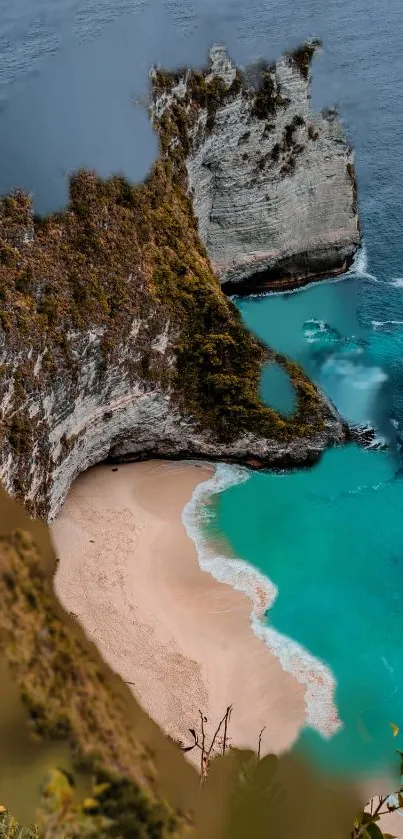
258,726 -> 266,760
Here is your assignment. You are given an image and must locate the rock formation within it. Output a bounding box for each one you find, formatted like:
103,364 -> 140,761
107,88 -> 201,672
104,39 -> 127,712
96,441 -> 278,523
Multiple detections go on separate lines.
0,44 -> 354,520
152,42 -> 359,293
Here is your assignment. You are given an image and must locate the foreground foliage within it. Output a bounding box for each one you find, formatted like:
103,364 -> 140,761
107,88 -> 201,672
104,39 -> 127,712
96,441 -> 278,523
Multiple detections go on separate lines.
0,489 -> 399,839
0,527 -> 187,839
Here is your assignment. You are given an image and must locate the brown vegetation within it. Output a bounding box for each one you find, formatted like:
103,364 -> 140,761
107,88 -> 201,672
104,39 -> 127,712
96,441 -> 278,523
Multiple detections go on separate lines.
0,55 -> 332,498
288,40 -> 322,80
0,529 -> 189,838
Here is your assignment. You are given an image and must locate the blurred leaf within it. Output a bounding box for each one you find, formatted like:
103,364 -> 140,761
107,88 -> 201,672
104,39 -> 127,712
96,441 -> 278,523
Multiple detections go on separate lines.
92,783 -> 111,797
367,822 -> 386,839
82,798 -> 99,811
42,768 -> 74,810
362,811 -> 380,824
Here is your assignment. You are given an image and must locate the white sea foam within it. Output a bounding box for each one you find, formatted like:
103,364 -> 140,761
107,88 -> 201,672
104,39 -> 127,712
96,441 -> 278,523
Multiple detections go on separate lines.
321,356 -> 388,389
390,278 -> 403,288
348,242 -> 379,282
182,463 -> 341,739
232,242 -> 377,303
240,273 -> 350,300
371,319 -> 403,330
304,319 -> 328,343
349,242 -> 376,281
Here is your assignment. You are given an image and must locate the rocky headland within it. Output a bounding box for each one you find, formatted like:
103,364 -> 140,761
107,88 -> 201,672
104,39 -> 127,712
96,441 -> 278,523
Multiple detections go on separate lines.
0,42 -> 358,520
153,41 -> 359,293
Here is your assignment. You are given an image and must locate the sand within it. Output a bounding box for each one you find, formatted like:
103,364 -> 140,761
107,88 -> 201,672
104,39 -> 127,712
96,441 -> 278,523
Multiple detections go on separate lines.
51,459 -> 306,757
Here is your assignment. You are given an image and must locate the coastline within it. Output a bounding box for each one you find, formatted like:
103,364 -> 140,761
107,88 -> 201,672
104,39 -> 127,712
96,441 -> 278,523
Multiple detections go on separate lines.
228,242 -> 374,301
51,459 -> 307,757
182,462 -> 340,738
221,253 -> 355,297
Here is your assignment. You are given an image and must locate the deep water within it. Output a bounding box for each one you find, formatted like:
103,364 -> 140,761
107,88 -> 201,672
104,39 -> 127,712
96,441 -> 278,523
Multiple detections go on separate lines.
1,0 -> 403,780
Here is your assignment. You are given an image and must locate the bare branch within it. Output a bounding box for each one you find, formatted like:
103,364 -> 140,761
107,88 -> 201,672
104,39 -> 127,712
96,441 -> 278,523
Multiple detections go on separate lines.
199,709 -> 207,781
258,726 -> 266,760
222,705 -> 232,756
355,795 -> 389,839
207,705 -> 233,760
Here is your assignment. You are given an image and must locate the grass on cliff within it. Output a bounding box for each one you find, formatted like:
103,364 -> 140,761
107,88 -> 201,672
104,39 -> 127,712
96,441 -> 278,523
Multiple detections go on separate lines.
288,40 -> 322,80
0,53 -> 329,484
0,529 -> 190,839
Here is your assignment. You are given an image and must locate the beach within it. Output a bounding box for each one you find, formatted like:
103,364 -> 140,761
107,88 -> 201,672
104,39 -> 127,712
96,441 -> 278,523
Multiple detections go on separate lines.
51,460 -> 306,757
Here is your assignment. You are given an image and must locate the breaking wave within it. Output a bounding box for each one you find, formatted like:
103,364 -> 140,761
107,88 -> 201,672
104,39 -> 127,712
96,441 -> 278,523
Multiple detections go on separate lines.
347,242 -> 378,282
372,319 -> 403,330
182,462 -> 340,739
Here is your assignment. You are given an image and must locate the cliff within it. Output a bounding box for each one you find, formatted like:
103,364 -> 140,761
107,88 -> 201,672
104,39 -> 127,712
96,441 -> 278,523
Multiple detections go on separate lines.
0,486 -> 196,836
152,42 -> 359,293
0,44 -> 351,520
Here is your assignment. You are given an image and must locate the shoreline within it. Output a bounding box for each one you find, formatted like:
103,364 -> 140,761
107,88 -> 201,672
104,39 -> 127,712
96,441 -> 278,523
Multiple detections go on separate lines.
49,456 -> 403,837
182,462 -> 340,738
227,242 -> 374,300
221,253 -> 355,297
51,459 -> 308,757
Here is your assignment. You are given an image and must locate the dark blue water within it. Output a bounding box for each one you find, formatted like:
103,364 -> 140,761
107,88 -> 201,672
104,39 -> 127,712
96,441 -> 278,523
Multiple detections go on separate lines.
2,0 -> 403,779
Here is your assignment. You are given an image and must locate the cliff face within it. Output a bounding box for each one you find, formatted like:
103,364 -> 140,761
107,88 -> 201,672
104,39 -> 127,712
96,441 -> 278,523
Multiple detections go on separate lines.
0,317 -> 344,520
152,43 -> 359,292
0,45 -> 351,521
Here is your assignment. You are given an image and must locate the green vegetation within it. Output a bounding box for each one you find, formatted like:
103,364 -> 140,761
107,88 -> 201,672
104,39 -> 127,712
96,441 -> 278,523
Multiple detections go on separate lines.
0,530 -> 187,838
0,54 -> 332,488
308,123 -> 319,141
288,39 -> 322,80
0,767 -> 178,838
347,162 -> 359,218
250,64 -> 278,119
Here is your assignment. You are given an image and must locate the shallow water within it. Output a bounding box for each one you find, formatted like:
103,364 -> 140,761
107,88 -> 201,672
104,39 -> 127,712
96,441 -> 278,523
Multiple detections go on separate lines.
260,361 -> 296,416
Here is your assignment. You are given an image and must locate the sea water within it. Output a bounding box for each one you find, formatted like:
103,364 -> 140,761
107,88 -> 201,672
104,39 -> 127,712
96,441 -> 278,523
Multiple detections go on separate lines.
207,254 -> 403,777
192,248 -> 403,776
2,0 -> 403,781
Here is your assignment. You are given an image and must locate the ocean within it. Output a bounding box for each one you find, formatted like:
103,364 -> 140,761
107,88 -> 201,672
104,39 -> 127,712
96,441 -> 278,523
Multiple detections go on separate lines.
1,0 -> 403,780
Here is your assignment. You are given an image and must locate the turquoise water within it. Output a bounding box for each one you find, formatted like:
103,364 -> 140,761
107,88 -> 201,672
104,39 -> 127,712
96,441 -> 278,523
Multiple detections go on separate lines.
212,272 -> 403,777
260,361 -> 296,416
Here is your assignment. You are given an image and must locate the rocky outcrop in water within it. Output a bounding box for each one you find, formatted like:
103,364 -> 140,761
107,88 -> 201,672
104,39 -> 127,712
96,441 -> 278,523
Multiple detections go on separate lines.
152,42 -> 359,293
0,45 -> 352,520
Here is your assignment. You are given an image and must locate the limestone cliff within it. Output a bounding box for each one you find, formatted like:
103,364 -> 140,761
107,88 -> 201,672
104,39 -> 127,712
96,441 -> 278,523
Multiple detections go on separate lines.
152,42 -> 359,292
0,44 -> 351,520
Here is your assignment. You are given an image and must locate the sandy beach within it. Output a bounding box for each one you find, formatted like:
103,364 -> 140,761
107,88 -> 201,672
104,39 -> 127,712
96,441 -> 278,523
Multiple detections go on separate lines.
51,459 -> 306,757
50,458 -> 403,835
